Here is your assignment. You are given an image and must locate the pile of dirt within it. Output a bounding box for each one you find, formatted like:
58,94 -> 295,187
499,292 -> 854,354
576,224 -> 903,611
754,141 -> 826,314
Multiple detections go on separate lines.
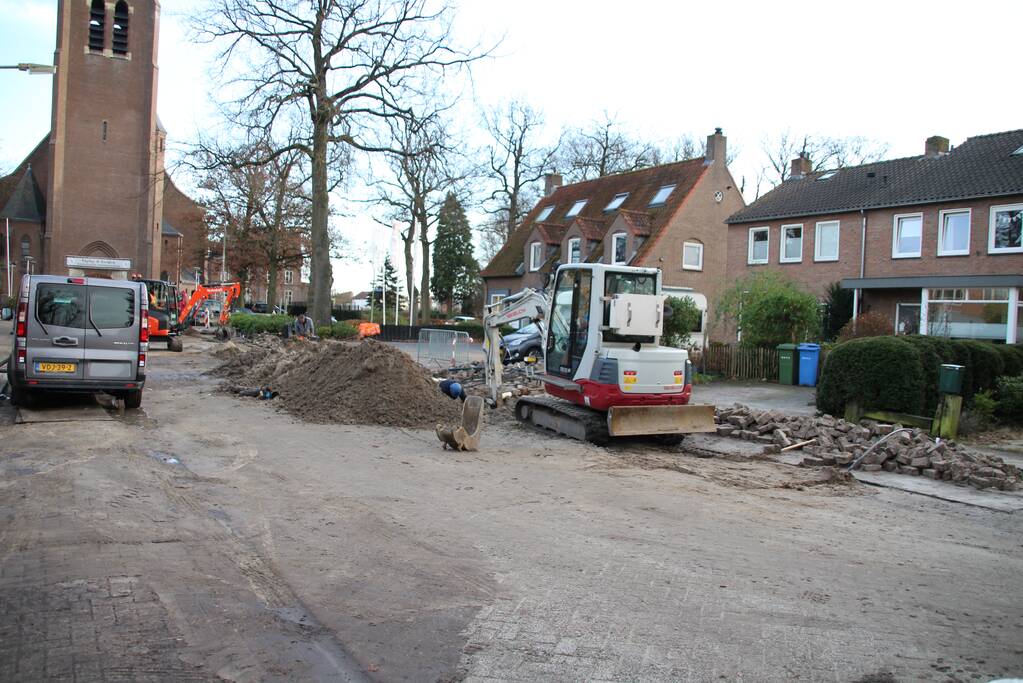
211,339 -> 461,428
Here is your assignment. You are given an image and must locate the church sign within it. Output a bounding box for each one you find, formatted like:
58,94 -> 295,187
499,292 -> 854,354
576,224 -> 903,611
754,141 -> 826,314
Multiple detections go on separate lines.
65,256 -> 133,270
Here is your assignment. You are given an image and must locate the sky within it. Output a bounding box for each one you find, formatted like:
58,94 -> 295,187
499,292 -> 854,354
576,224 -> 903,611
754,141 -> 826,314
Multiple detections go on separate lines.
1,0 -> 1022,294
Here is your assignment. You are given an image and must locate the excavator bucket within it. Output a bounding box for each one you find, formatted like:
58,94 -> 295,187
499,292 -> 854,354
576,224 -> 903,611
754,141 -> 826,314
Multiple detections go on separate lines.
607,404 -> 716,437
436,396 -> 485,451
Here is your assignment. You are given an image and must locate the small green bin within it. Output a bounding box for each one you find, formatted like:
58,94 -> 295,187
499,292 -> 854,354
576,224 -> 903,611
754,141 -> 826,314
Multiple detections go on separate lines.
777,343 -> 799,385
938,364 -> 964,395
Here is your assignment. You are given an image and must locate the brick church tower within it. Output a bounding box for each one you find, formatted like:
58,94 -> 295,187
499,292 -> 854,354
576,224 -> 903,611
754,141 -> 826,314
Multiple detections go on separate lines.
45,0 -> 163,278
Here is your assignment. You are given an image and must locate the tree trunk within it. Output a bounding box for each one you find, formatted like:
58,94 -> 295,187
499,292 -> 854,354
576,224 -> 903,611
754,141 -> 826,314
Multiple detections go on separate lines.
402,224 -> 415,322
309,114 -> 333,326
418,221 -> 431,325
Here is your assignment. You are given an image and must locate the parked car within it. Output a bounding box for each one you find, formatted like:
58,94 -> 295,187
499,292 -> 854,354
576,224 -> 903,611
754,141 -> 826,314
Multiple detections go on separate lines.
446,315 -> 477,325
501,322 -> 543,364
6,274 -> 148,409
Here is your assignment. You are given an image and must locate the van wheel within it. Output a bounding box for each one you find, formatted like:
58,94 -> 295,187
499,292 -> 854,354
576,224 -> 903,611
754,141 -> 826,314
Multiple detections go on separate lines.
10,384 -> 38,409
123,390 -> 143,410
168,336 -> 183,352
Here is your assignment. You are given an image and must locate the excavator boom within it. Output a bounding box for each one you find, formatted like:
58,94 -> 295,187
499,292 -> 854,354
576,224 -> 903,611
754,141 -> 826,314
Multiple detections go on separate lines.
179,282 -> 242,326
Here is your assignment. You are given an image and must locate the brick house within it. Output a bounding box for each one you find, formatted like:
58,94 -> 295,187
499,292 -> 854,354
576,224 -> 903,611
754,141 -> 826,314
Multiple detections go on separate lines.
0,0 -> 207,298
481,129 -> 745,343
725,130 -> 1023,344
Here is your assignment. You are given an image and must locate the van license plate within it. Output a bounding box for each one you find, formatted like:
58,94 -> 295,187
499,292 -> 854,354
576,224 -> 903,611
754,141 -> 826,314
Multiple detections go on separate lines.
36,362 -> 77,373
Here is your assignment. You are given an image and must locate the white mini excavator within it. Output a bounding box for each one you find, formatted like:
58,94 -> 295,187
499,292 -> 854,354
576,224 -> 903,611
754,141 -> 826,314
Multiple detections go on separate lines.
482,263 -> 716,444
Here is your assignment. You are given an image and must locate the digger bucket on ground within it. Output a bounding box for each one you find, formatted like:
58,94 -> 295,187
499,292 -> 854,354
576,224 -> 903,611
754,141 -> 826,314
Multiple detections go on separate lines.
436,395 -> 485,451
607,404 -> 716,437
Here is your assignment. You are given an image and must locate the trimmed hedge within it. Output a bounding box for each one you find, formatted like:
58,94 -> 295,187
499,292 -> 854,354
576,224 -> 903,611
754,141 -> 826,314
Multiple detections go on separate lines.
899,335 -> 951,414
817,337 -> 925,417
996,376 -> 1023,423
959,340 -> 1004,398
994,344 -> 1023,377
230,313 -> 291,336
315,322 -> 359,339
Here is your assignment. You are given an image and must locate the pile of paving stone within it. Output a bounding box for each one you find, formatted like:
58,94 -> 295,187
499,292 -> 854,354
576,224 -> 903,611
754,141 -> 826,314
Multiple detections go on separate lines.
714,405 -> 1021,492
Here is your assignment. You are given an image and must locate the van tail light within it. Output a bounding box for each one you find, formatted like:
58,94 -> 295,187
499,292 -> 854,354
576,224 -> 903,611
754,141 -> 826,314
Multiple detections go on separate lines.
138,353 -> 146,368
139,309 -> 149,342
17,349 -> 26,365
15,301 -> 27,338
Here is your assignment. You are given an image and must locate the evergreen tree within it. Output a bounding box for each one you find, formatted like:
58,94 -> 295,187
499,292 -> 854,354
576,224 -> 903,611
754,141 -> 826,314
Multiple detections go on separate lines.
371,255 -> 401,314
431,193 -> 480,313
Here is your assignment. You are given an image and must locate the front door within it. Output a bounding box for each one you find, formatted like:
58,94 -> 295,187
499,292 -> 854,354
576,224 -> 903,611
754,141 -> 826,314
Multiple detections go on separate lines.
896,303 -> 921,335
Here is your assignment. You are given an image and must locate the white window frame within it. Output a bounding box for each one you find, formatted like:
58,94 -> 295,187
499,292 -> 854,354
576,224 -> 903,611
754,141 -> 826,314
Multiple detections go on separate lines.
892,212 -> 923,259
682,241 -> 703,271
649,184 -> 675,207
604,193 -> 629,212
567,237 -> 581,263
284,269 -> 294,284
489,293 -> 505,305
284,289 -> 293,305
937,208 -> 971,257
566,199 -> 588,218
529,241 -> 543,271
536,205 -> 554,222
814,220 -> 840,262
988,203 -> 1023,254
747,227 -> 769,265
611,232 -> 628,265
779,223 -> 804,263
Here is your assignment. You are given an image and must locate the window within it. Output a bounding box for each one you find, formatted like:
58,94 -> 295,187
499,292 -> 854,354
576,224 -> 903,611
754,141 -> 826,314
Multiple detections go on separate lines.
649,185 -> 675,207
604,193 -> 629,212
536,205 -> 554,222
489,294 -> 505,305
1014,145 -> 1023,156
284,269 -> 294,284
928,288 -> 1010,341
896,303 -> 921,335
88,0 -> 105,52
566,199 -> 587,218
814,221 -> 840,261
817,170 -> 838,181
529,241 -> 542,271
780,224 -> 803,263
682,241 -> 703,270
612,233 -> 628,265
567,237 -> 581,263
988,203 -> 1023,253
892,213 -> 923,258
36,283 -> 86,328
21,235 -> 31,258
937,209 -> 971,256
747,227 -> 769,264
284,290 -> 293,306
90,287 -> 135,328
545,267 -> 592,377
112,1 -> 129,56
602,271 -> 657,344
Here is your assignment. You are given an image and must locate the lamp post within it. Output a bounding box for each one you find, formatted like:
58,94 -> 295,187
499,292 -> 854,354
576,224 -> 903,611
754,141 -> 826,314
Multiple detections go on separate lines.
0,63 -> 56,75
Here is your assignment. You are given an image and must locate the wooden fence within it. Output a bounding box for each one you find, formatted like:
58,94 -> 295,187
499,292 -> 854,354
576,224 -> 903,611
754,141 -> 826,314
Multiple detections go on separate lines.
691,344 -> 779,381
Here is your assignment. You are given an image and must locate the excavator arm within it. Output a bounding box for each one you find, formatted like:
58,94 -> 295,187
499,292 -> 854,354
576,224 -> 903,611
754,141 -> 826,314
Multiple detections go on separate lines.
481,288 -> 550,404
178,283 -> 242,326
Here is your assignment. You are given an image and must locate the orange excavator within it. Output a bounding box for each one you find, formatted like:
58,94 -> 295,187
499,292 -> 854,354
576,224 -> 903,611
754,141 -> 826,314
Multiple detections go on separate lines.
135,278 -> 241,351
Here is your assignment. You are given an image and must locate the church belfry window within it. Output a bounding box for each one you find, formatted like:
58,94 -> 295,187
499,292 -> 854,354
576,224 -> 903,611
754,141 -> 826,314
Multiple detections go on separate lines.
88,0 -> 105,52
112,2 -> 129,55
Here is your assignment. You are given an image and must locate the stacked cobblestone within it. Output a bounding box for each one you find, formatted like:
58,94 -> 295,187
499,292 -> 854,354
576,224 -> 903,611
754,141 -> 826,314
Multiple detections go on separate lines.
714,405 -> 1021,492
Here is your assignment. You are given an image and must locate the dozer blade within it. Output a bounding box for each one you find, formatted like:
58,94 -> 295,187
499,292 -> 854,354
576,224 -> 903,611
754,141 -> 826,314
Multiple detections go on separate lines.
607,404 -> 716,437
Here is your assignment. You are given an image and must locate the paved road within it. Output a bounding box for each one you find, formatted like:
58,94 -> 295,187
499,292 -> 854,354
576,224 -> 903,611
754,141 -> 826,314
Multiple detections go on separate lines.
1,339 -> 1021,681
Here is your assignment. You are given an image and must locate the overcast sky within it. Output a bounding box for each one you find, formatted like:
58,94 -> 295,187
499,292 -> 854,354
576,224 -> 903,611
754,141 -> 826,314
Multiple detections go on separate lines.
1,0 -> 1021,294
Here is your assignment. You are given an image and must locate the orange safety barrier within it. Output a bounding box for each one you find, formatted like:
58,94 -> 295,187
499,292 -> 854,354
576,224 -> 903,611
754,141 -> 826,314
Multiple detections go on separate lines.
357,322 -> 381,339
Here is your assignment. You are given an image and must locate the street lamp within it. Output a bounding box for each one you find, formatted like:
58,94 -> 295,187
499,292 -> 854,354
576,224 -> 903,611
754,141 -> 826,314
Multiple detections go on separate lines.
0,63 -> 56,75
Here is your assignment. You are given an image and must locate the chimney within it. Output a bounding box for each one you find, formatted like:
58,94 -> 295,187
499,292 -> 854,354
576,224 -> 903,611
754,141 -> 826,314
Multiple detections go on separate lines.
790,154 -> 812,179
544,173 -> 563,197
705,127 -> 727,165
925,135 -> 949,157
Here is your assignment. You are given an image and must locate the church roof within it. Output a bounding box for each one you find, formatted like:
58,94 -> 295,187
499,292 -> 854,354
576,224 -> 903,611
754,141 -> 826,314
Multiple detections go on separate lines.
161,220 -> 182,237
0,164 -> 46,222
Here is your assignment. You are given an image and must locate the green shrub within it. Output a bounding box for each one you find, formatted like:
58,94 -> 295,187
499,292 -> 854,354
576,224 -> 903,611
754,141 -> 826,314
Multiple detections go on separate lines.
316,322 -> 358,339
946,340 -> 975,399
959,340 -> 1004,396
663,295 -> 702,348
837,311 -> 894,342
817,336 -> 925,416
230,313 -> 291,336
899,335 -> 948,414
995,376 -> 1023,423
994,344 -> 1023,377
971,389 -> 998,424
717,272 -> 820,346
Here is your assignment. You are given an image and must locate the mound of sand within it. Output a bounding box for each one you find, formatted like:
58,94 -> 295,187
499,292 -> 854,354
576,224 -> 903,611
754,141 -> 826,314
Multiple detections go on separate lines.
212,339 -> 461,428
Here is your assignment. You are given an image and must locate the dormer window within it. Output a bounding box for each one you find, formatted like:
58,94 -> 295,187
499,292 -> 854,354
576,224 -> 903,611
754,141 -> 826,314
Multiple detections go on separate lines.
1014,145 -> 1023,156
566,199 -> 587,218
112,1 -> 129,56
89,0 -> 105,52
604,193 -> 629,212
567,237 -> 581,263
536,205 -> 554,222
648,185 -> 675,207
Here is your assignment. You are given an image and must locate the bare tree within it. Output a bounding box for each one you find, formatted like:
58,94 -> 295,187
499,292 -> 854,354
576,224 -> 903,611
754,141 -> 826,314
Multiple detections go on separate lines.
481,101 -> 560,248
371,112 -> 467,322
652,134 -> 740,166
194,0 -> 487,325
196,144 -> 312,309
762,131 -> 890,186
558,114 -> 661,182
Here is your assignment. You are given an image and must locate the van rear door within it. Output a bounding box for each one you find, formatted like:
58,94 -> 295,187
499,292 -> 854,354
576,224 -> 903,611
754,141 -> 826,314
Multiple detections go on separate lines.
25,279 -> 87,380
83,281 -> 139,382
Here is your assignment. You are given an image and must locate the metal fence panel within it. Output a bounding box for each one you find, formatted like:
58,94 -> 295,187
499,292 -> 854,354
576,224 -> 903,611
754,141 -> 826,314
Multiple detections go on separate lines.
416,328 -> 473,369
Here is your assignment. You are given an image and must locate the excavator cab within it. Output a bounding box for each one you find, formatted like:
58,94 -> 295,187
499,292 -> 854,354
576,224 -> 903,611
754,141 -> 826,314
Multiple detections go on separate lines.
136,277 -> 184,351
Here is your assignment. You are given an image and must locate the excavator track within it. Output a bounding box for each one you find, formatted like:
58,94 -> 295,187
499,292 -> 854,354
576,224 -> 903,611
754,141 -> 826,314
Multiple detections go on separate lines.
514,395 -> 611,445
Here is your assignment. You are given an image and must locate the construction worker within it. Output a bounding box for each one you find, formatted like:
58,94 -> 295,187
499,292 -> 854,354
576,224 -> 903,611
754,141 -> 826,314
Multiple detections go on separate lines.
284,312 -> 317,339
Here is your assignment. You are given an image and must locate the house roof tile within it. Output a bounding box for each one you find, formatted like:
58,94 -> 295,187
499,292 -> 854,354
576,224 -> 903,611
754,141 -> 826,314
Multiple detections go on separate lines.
482,158 -> 708,277
728,129 -> 1023,224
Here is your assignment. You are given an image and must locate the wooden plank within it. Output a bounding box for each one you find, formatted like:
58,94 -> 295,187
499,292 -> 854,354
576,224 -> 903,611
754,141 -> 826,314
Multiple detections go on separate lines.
862,409 -> 931,430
